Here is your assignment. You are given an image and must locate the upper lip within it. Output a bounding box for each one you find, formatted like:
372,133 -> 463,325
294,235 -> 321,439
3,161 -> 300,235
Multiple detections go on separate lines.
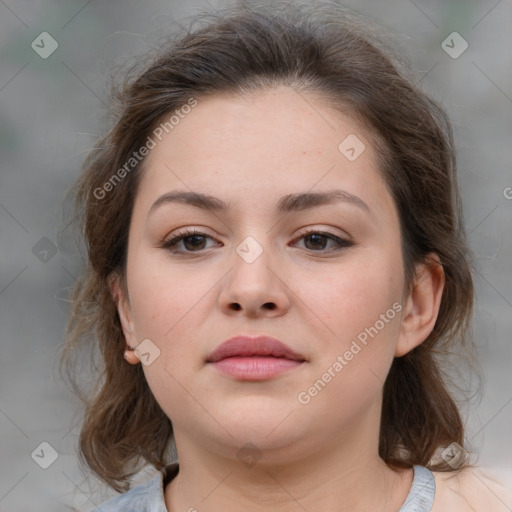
206,335 -> 306,363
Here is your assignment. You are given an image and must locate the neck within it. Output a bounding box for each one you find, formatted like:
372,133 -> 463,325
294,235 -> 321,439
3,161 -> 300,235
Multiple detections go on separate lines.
164,419 -> 413,512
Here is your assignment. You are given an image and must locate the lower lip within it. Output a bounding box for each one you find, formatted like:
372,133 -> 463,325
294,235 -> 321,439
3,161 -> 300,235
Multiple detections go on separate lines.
209,356 -> 304,380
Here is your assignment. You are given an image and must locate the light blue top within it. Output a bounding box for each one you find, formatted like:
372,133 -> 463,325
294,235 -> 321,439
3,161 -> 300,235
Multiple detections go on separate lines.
398,465 -> 436,511
91,463 -> 435,512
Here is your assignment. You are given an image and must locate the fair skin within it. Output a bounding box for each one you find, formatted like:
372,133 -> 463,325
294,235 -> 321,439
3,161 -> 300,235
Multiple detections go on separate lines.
112,86 -> 447,511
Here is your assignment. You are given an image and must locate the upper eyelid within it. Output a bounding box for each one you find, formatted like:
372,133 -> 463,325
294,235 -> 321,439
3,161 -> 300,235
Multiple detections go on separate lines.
162,228 -> 352,251
165,226 -> 349,241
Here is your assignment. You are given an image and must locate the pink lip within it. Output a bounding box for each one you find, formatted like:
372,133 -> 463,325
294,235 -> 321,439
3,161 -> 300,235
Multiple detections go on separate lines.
206,335 -> 306,381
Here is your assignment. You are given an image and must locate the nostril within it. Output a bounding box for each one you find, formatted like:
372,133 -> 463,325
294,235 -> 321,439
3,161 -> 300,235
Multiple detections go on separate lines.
229,302 -> 276,311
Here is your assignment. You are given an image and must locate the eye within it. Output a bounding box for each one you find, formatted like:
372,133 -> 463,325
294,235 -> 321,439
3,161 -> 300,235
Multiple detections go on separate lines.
161,228 -> 220,253
292,229 -> 353,252
161,228 -> 353,255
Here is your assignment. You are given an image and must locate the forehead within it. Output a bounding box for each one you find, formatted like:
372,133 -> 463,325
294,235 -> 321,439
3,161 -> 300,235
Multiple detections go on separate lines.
135,86 -> 394,219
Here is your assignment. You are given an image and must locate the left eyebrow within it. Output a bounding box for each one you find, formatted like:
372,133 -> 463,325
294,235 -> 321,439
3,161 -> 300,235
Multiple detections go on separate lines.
147,189 -> 372,218
276,190 -> 372,216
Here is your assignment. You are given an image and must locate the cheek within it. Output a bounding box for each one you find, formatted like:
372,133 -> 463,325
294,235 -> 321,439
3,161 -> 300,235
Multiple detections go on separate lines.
301,253 -> 402,335
299,251 -> 403,391
126,251 -> 224,388
127,258 -> 210,402
296,267 -> 402,420
127,251 -> 209,338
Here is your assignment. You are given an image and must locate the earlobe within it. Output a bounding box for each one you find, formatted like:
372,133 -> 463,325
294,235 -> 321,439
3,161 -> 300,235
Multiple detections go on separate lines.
395,254 -> 445,357
123,346 -> 141,365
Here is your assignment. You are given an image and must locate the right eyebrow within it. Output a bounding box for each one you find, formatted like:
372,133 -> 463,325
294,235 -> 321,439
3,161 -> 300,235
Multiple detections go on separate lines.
148,191 -> 229,218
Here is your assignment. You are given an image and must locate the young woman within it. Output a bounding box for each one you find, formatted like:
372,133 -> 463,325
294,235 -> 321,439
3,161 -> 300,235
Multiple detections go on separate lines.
61,1 -> 511,510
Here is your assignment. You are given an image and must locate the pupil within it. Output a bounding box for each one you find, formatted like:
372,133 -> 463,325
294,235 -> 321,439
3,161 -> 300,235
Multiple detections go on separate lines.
186,235 -> 205,249
308,234 -> 325,249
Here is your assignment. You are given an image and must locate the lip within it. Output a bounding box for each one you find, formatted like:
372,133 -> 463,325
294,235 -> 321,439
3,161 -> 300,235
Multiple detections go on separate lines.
206,335 -> 306,363
206,335 -> 306,381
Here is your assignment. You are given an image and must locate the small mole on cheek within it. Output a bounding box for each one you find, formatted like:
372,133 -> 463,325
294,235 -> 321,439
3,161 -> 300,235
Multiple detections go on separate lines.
301,150 -> 323,156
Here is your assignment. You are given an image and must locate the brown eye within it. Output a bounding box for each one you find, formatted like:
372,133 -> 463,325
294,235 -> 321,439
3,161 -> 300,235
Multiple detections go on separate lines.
162,229 -> 219,253
293,230 -> 353,252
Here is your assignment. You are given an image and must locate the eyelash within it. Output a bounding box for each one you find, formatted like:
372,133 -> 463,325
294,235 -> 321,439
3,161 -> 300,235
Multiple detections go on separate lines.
160,228 -> 353,254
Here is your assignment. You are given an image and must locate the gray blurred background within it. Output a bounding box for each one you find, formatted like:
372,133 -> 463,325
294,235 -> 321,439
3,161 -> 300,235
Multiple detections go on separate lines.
0,0 -> 511,510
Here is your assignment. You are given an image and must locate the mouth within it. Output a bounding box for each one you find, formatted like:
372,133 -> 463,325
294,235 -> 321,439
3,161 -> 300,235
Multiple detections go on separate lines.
206,335 -> 306,381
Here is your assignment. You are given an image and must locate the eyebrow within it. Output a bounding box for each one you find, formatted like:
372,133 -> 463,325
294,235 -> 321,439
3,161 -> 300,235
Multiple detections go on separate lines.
148,189 -> 372,218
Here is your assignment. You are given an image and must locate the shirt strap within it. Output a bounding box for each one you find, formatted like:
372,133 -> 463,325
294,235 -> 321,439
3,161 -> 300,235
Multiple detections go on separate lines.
398,465 -> 436,512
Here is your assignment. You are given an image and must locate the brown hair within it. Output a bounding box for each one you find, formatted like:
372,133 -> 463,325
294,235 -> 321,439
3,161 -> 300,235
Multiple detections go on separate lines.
60,0 -> 475,493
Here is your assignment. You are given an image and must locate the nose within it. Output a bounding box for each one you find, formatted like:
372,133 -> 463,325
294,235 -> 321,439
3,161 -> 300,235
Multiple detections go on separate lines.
218,240 -> 291,318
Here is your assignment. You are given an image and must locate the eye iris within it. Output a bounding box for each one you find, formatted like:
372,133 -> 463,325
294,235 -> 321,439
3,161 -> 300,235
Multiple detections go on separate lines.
184,235 -> 206,250
305,234 -> 327,250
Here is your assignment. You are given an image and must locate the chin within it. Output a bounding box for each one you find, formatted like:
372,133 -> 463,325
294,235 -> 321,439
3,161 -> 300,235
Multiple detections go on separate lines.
218,409 -> 308,448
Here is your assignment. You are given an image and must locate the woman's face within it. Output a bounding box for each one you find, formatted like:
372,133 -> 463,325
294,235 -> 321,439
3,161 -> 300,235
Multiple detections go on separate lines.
118,86 -> 411,463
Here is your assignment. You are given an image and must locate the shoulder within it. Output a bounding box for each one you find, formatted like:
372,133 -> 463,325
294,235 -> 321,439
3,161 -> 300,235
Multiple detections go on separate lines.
88,472 -> 165,512
432,466 -> 512,511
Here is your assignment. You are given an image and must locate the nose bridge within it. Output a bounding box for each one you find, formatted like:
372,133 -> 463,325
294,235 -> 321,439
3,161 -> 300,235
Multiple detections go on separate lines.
231,233 -> 275,290
218,233 -> 290,315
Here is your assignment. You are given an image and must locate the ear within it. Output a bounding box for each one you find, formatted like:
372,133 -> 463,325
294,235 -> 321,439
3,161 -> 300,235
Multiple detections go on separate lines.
108,272 -> 140,365
395,253 -> 445,357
